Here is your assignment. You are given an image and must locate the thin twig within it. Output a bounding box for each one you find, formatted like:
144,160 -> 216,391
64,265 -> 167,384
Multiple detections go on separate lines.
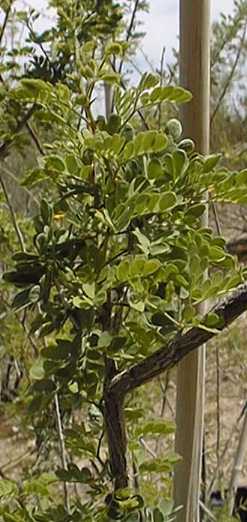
207,404 -> 245,496
0,2 -> 12,46
199,500 -> 216,521
211,22 -> 247,126
211,201 -> 222,236
54,393 -> 70,512
111,61 -> 149,129
96,428 -> 105,468
155,372 -> 171,454
1,447 -> 36,473
139,48 -> 156,73
0,105 -> 36,159
158,46 -> 166,128
20,313 -> 39,356
118,0 -> 141,74
0,70 -> 43,156
26,122 -> 45,156
0,163 -> 39,206
0,174 -> 25,251
139,437 -> 156,458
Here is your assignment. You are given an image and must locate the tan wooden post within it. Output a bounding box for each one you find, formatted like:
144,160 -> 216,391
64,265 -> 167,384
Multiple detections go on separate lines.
174,2 -> 210,522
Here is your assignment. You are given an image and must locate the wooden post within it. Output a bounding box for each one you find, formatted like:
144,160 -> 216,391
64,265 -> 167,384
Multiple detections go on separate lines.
174,2 -> 210,522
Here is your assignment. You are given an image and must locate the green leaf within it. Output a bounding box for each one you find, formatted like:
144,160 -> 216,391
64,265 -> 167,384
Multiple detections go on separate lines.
203,154 -> 221,172
172,149 -> 189,178
29,359 -> 45,380
45,155 -> 66,173
117,259 -> 130,281
11,288 -> 31,311
83,282 -> 95,300
208,246 -> 226,262
56,464 -> 92,483
129,257 -> 145,276
149,85 -> 192,104
105,42 -> 124,56
186,204 -> 206,218
100,72 -> 120,85
153,508 -> 165,522
121,131 -> 168,161
41,199 -> 52,225
0,480 -> 18,499
135,419 -> 175,437
203,312 -> 223,328
139,454 -> 180,474
142,259 -> 161,275
147,158 -> 163,179
65,154 -> 80,175
23,472 -> 56,497
129,300 -> 145,312
158,192 -> 177,212
42,339 -> 73,360
139,72 -> 160,90
133,229 -> 151,255
21,167 -> 48,187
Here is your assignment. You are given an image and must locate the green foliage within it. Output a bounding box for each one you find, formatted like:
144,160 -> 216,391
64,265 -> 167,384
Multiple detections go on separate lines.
1,1 -> 247,520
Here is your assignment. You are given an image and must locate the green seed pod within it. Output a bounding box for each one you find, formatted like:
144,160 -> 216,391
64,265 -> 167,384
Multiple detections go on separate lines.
106,113 -> 122,135
166,118 -> 183,140
121,123 -> 134,142
96,115 -> 106,130
178,138 -> 195,154
82,148 -> 94,165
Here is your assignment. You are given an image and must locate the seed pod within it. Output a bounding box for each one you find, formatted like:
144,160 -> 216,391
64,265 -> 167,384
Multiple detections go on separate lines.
166,118 -> 183,140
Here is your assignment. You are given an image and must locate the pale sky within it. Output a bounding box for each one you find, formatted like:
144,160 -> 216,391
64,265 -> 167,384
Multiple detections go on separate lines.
13,0 -> 235,69
137,0 -> 235,69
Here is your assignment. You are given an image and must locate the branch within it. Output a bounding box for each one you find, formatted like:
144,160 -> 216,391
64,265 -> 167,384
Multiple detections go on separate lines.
25,122 -> 45,156
210,22 -> 247,126
0,70 -> 44,156
110,284 -> 247,397
227,235 -> 247,260
0,105 -> 36,159
104,283 -> 247,489
0,174 -> 25,251
0,2 -> 12,47
118,0 -> 141,74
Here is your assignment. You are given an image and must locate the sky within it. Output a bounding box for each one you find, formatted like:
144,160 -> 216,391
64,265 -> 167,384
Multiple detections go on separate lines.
136,0 -> 235,70
12,0 -> 236,69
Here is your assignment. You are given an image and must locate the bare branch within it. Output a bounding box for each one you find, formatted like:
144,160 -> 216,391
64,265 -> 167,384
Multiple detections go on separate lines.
211,22 -> 247,126
118,0 -> 141,74
25,122 -> 45,156
227,235 -> 247,260
0,2 -> 12,47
